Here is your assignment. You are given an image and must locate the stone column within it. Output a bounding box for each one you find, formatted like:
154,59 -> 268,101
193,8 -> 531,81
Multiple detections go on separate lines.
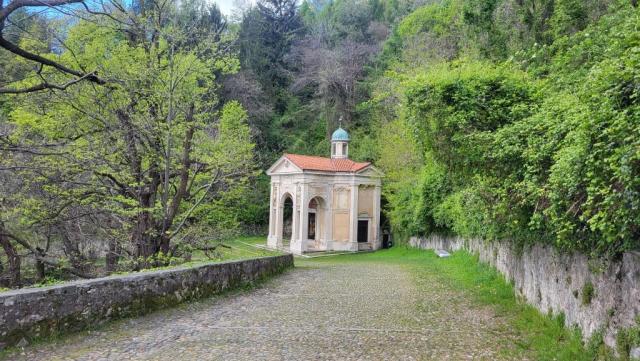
373,184 -> 382,250
294,183 -> 308,255
274,194 -> 283,248
325,185 -> 333,251
349,182 -> 359,251
291,185 -> 299,248
267,182 -> 277,249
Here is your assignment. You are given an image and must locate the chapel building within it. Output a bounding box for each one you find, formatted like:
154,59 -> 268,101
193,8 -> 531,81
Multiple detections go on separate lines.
266,128 -> 383,254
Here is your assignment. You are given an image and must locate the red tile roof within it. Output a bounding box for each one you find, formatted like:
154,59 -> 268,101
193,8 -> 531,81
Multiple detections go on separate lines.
284,154 -> 371,173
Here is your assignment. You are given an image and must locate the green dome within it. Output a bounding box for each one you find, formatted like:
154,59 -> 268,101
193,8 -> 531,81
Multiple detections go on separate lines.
331,127 -> 350,141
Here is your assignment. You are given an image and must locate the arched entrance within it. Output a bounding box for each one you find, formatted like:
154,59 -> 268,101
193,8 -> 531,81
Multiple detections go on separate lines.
307,196 -> 327,251
281,193 -> 294,248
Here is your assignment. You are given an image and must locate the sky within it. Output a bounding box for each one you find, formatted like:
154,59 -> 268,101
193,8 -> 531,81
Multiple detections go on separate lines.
0,1 -> 255,17
210,0 -> 255,16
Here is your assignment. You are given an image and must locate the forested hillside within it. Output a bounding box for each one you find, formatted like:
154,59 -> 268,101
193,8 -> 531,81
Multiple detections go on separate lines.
231,0 -> 640,260
0,0 -> 638,288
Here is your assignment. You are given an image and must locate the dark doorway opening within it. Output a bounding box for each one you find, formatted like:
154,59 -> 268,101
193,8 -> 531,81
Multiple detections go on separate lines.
308,212 -> 316,239
357,220 -> 368,243
283,196 -> 293,245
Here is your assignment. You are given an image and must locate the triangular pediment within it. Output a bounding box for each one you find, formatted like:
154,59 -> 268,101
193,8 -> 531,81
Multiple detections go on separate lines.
266,156 -> 303,175
356,165 -> 384,178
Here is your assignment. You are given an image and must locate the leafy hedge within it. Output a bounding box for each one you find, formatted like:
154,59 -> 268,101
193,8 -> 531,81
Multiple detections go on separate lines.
388,4 -> 640,258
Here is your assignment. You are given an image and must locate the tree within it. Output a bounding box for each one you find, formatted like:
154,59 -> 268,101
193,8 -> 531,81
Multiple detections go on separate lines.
290,37 -> 378,127
238,0 -> 302,111
221,70 -> 274,164
1,1 -> 255,284
0,0 -> 107,94
287,0 -> 384,133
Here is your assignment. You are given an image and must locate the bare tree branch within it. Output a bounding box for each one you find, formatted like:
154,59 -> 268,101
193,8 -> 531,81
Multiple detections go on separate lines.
0,71 -> 99,94
0,0 -> 107,93
0,1 -> 84,25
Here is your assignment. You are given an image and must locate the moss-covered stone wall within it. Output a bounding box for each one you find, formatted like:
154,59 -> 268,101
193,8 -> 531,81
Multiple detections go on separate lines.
410,235 -> 640,353
0,254 -> 293,349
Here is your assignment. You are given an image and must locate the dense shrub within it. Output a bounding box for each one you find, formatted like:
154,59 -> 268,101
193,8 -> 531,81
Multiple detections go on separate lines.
380,4 -> 640,257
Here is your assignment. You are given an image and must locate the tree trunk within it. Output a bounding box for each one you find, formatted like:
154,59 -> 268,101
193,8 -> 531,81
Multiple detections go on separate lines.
35,258 -> 46,281
133,210 -> 154,260
0,226 -> 21,288
133,193 -> 158,268
105,238 -> 120,274
34,247 -> 48,281
0,252 -> 4,287
158,122 -> 195,256
117,108 -> 159,267
61,232 -> 89,274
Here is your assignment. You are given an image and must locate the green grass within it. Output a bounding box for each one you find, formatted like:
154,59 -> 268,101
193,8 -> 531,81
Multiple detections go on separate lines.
302,246 -> 594,361
109,236 -> 280,276
189,236 -> 279,262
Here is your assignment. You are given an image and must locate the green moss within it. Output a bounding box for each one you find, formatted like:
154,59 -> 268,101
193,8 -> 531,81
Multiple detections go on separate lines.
616,322 -> 640,361
586,329 -> 615,361
556,312 -> 566,327
581,281 -> 595,306
617,329 -> 631,361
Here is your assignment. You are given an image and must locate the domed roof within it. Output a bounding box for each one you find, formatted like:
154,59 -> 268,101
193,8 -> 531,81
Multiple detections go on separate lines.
331,127 -> 350,141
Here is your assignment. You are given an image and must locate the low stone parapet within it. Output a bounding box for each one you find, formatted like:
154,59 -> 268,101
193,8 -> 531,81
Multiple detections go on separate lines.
0,254 -> 294,349
410,235 -> 639,351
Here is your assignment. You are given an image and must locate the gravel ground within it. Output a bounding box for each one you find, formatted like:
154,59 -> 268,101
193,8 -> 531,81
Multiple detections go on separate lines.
5,257 -> 520,360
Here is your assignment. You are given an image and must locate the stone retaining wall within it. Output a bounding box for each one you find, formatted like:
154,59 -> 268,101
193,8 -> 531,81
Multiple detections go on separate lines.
0,254 -> 294,349
410,235 -> 640,349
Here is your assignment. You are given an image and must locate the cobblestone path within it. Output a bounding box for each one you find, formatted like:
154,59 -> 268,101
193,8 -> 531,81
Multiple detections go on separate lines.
7,257 -> 519,360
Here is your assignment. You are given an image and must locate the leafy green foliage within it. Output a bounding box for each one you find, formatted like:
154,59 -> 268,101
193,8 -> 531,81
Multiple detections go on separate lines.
615,318 -> 640,361
581,281 -> 595,306
405,62 -> 538,179
2,0 -> 638,285
370,0 -> 639,258
1,1 -> 258,282
397,0 -> 460,38
238,0 -> 302,111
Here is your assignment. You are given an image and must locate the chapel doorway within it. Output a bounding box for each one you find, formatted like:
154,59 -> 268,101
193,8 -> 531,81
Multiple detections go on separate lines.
307,212 -> 316,239
307,197 -> 325,250
282,195 -> 293,246
357,220 -> 369,243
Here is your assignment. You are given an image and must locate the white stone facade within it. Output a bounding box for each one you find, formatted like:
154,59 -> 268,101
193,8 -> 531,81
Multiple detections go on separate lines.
266,163 -> 382,254
267,128 -> 383,255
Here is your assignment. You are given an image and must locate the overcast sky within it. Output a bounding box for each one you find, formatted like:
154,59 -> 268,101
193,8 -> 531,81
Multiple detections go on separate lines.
210,0 -> 255,16
0,1 -> 255,18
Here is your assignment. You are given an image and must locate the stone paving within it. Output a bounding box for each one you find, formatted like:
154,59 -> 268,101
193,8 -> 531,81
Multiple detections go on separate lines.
5,257 -> 521,360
